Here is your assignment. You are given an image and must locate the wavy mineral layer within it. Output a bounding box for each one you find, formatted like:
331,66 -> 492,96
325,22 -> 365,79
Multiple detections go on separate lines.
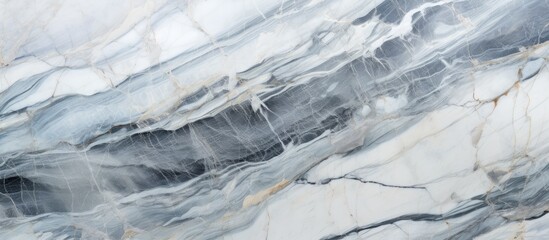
1,0 -> 548,239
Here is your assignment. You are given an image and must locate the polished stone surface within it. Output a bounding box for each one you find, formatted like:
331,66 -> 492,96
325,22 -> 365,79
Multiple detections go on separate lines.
1,0 -> 548,239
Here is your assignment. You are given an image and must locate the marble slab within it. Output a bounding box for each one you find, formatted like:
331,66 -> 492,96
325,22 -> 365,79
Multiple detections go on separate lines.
1,0 -> 548,239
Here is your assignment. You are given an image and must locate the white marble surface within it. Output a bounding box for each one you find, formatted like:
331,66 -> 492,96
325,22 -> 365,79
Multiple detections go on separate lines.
0,0 -> 548,239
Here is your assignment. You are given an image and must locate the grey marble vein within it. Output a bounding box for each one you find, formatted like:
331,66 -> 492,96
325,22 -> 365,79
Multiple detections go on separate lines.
1,0 -> 549,239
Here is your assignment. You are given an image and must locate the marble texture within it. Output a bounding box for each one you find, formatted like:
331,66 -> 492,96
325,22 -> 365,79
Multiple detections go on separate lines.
0,0 -> 549,239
